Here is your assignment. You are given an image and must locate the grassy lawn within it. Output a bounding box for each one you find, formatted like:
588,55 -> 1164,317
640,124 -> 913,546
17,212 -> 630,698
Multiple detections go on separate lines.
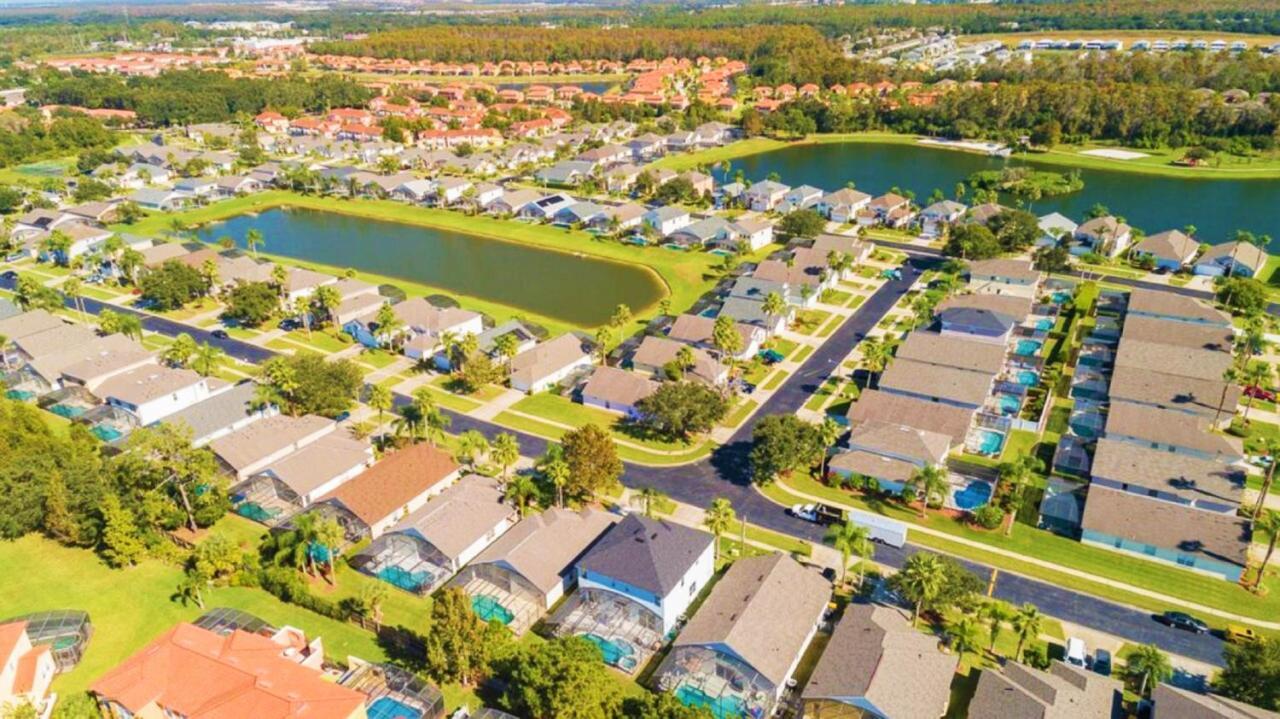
225,326 -> 261,340
1001,429 -> 1041,462
416,383 -> 483,413
491,410 -> 709,466
286,328 -> 353,353
118,191 -> 724,337
761,370 -> 787,391
429,375 -> 506,403
792,345 -> 815,363
354,348 -> 402,370
721,398 -> 759,428
804,378 -> 841,412
161,297 -> 221,322
768,474 -> 1280,624
511,392 -> 700,454
647,137 -> 788,171
820,289 -> 852,306
791,309 -> 832,336
816,313 -> 844,338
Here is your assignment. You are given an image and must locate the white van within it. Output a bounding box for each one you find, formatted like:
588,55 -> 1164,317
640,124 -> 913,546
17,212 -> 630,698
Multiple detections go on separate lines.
1065,637 -> 1087,667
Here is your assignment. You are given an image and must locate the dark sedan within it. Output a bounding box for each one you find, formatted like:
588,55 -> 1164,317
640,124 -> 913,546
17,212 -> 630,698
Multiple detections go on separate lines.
1156,611 -> 1209,634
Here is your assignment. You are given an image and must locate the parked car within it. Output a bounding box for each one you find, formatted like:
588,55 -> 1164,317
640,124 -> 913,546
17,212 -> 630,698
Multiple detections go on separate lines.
1245,385 -> 1277,403
1,270 -> 18,281
1156,611 -> 1209,634
279,318 -> 301,331
211,329 -> 230,340
759,349 -> 785,365
1092,648 -> 1112,676
788,503 -> 844,526
1065,637 -> 1087,667
1225,624 -> 1260,644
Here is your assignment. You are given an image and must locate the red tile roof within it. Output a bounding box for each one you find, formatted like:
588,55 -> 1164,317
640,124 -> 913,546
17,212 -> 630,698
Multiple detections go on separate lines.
320,443 -> 460,525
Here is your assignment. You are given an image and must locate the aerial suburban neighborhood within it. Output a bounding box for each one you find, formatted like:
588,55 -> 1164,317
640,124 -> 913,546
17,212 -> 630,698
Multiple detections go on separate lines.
0,2 -> 1279,719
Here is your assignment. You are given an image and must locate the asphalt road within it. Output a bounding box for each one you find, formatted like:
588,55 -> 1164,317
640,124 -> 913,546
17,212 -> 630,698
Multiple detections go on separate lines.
5,261 -> 1229,666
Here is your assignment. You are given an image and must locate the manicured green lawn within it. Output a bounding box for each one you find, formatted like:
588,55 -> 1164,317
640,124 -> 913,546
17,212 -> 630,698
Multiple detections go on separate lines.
804,378 -> 840,411
721,398 -> 759,428
287,329 -> 353,353
647,137 -> 788,171
491,410 -> 709,466
792,345 -> 815,363
820,289 -> 852,306
767,337 -> 799,359
817,314 -> 844,338
417,383 -> 483,413
429,375 -> 506,402
791,309 -> 832,336
769,474 -> 1280,624
761,371 -> 787,391
511,392 -> 700,454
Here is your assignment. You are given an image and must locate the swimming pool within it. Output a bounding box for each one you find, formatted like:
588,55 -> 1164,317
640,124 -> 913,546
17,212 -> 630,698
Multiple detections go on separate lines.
582,633 -> 637,670
1051,290 -> 1072,304
952,481 -> 993,510
91,426 -> 122,442
973,430 -> 1004,455
1015,370 -> 1039,387
1069,415 -> 1103,440
1034,318 -> 1054,331
49,404 -> 86,418
1014,339 -> 1043,357
5,389 -> 35,401
675,684 -> 748,719
377,566 -> 432,593
367,696 -> 422,719
472,595 -> 514,625
995,394 -> 1021,416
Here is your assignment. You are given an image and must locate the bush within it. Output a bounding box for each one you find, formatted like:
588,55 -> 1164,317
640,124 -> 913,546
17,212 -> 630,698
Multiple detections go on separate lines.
258,567 -> 345,620
972,504 -> 1005,530
1024,642 -> 1052,670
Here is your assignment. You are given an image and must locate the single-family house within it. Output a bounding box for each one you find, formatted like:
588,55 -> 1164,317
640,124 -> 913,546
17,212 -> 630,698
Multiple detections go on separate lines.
606,164 -> 642,194
967,258 -> 1042,290
847,389 -> 976,448
816,188 -> 872,223
520,193 -> 577,222
644,206 -> 693,236
1126,289 -> 1233,328
215,175 -> 262,198
744,180 -> 790,212
210,414 -> 336,481
879,357 -> 995,411
725,218 -> 774,252
969,661 -> 1123,719
802,604 -> 958,719
1193,241 -> 1268,278
572,514 -> 715,636
1073,216 -> 1133,257
811,234 -> 874,266
1131,229 -> 1200,271
174,177 -> 218,198
581,365 -> 659,418
353,475 -> 518,595
627,133 -> 665,161
656,554 -> 830,718
535,160 -> 595,187
432,177 -> 473,207
831,419 -> 952,493
554,201 -> 607,226
1104,403 -> 1244,464
0,620 -> 58,715
96,365 -> 215,426
509,334 -> 593,393
163,381 -> 270,447
666,313 -> 765,362
919,200 -> 967,237
1150,684 -> 1278,719
667,216 -> 733,248
90,623 -> 365,719
859,193 -> 912,228
777,184 -> 824,214
317,443 -> 463,539
1037,212 -> 1078,247
679,171 -> 714,197
631,336 -> 728,385
451,507 -> 617,634
489,189 -> 545,217
128,188 -> 190,212
599,203 -> 647,233
233,431 -> 374,520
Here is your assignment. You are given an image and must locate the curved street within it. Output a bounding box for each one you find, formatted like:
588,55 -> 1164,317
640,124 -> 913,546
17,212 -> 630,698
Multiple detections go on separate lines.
1,258 -> 1229,666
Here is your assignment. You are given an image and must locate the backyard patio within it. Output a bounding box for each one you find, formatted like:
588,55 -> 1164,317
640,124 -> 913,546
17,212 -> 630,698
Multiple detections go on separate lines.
351,533 -> 452,595
547,587 -> 665,674
451,564 -> 545,636
654,646 -> 774,719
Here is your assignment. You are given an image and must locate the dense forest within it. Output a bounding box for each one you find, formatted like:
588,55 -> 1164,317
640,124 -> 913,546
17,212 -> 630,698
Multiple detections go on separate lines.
22,69 -> 372,126
0,107 -> 115,168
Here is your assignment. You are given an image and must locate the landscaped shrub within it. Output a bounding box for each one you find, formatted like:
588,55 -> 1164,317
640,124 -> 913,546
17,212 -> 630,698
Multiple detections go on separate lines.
1025,642 -> 1052,670
259,567 -> 345,620
972,504 -> 1005,530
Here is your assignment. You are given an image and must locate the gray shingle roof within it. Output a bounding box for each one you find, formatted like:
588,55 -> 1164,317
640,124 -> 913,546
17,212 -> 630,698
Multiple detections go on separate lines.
576,514 -> 713,596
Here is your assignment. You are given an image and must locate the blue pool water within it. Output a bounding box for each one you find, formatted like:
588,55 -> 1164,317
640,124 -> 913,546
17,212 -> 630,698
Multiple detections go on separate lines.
472,595 -> 514,625
91,426 -> 122,442
583,633 -> 636,669
1015,339 -> 1043,356
1070,417 -> 1102,439
675,684 -> 749,719
1015,370 -> 1039,387
974,430 -> 1004,455
368,696 -> 422,719
1051,290 -> 1072,304
5,389 -> 35,401
49,404 -> 86,418
995,394 -> 1021,416
1034,318 -> 1054,331
377,566 -> 431,593
953,481 -> 993,510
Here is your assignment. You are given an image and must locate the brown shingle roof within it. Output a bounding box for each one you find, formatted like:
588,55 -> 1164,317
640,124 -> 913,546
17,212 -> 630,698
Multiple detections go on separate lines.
1127,289 -> 1231,327
1120,316 -> 1234,353
938,293 -> 1034,321
1104,404 -> 1243,461
1151,684 -> 1280,719
1108,366 -> 1240,419
674,554 -> 829,688
510,334 -> 591,387
386,475 -> 515,561
1090,438 -> 1245,506
895,331 -> 1007,374
1081,485 -> 1251,567
969,662 -> 1124,719
803,605 -> 957,718
582,366 -> 657,408
319,443 -> 460,525
1115,338 -> 1233,382
846,389 -> 975,444
469,507 -> 616,597
847,419 -> 952,465
879,358 -> 995,407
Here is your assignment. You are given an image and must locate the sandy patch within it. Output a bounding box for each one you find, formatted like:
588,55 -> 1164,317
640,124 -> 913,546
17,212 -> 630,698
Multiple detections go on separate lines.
1080,148 -> 1150,160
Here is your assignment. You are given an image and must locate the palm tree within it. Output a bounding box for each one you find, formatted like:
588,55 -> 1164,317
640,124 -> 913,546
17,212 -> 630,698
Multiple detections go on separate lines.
359,582 -> 390,629
192,343 -> 225,377
631,486 -> 668,518
1241,362 -> 1274,424
762,291 -> 787,329
543,456 -> 571,509
982,601 -> 1012,652
164,333 -> 198,367
906,465 -> 948,518
367,384 -> 393,426
1215,366 -> 1241,427
173,573 -> 206,609
455,430 -> 490,469
245,228 -> 264,259
898,552 -> 947,626
1254,510 -> 1280,590
1126,644 -> 1173,697
491,433 -> 520,482
411,387 -> 450,446
504,475 -> 539,516
997,456 -> 1044,536
312,284 -> 342,332
949,616 -> 980,667
62,277 -> 86,321
392,404 -> 425,444
859,336 -> 893,389
1253,439 -> 1280,520
275,513 -> 320,577
493,333 -> 520,373
817,417 -> 842,479
1012,603 -> 1043,660
825,519 -> 871,587
703,497 -> 736,563
593,327 -> 613,365
313,517 -> 345,587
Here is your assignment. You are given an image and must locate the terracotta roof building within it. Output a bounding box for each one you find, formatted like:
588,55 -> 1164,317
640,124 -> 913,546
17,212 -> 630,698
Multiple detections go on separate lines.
318,443 -> 461,538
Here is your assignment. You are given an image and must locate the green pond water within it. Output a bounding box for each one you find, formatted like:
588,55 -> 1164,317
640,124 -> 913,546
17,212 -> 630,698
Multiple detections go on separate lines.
196,207 -> 665,326
715,141 -> 1280,243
